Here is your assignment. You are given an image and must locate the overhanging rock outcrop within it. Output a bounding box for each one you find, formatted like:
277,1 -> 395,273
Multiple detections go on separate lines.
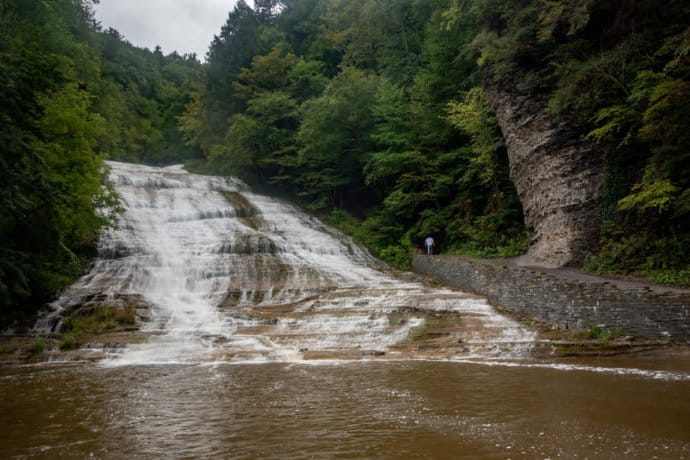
482,70 -> 604,267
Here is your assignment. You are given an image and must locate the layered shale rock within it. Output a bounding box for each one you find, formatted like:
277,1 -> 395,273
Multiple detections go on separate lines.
482,71 -> 604,267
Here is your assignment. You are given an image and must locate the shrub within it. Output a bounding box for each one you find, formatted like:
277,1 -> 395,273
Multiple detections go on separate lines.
30,338 -> 45,358
575,321 -> 622,340
378,245 -> 412,269
60,333 -> 78,350
585,229 -> 690,287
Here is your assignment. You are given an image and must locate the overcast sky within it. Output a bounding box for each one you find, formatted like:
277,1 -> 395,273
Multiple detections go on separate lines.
94,0 -> 246,60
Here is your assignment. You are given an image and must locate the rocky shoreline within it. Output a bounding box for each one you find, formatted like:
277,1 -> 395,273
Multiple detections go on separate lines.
3,258 -> 688,366
2,297 -> 687,366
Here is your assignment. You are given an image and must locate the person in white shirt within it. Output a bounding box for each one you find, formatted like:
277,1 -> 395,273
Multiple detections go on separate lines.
424,236 -> 435,255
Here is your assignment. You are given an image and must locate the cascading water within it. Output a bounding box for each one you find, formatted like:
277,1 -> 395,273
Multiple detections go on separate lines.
37,161 -> 535,364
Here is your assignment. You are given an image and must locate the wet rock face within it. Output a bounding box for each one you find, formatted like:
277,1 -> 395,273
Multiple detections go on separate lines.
483,71 -> 604,267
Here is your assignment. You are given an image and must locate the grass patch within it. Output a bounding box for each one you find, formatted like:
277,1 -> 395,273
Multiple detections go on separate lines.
584,230 -> 690,288
447,232 -> 529,259
64,305 -> 137,334
30,338 -> 46,358
60,333 -> 78,350
573,320 -> 623,340
60,304 -> 138,348
636,269 -> 690,287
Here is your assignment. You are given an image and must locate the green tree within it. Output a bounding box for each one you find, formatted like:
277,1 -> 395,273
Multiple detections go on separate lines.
95,27 -> 202,164
0,0 -> 112,317
297,67 -> 379,209
208,45 -> 324,187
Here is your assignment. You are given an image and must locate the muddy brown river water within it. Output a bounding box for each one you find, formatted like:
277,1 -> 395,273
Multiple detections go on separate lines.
7,162 -> 688,459
1,360 -> 689,459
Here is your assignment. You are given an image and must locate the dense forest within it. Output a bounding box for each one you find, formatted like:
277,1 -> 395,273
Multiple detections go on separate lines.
0,0 -> 201,322
184,0 -> 690,283
184,0 -> 529,269
2,0 -> 689,323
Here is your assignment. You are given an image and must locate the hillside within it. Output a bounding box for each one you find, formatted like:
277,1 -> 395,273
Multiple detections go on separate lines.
2,0 -> 689,324
185,0 -> 690,283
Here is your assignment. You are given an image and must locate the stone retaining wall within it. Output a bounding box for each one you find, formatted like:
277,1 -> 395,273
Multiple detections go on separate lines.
413,255 -> 690,341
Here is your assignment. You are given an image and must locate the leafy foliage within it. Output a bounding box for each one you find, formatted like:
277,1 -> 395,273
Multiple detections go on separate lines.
96,28 -> 203,164
191,0 -> 689,282
1,0 -> 108,317
187,0 -> 526,268
470,0 -> 690,284
1,0 -> 202,323
6,0 -> 686,326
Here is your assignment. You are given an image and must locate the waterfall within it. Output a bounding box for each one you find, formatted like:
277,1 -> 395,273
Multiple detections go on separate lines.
36,161 -> 535,364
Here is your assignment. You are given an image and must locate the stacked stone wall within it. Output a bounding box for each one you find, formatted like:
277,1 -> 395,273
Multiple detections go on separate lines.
413,255 -> 689,340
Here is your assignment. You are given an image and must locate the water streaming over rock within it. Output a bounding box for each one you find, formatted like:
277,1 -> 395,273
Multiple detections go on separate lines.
36,161 -> 535,364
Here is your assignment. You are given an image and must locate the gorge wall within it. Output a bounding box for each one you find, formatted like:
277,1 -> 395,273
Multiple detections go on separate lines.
482,71 -> 605,267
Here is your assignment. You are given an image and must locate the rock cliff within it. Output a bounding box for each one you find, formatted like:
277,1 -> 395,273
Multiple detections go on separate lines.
482,71 -> 604,267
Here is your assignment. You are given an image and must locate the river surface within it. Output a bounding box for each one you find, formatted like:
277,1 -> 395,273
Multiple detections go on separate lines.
4,162 -> 689,458
1,360 -> 689,459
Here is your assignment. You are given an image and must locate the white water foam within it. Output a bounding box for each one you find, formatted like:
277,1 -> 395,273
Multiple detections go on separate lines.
36,161 -> 535,365
448,358 -> 690,382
